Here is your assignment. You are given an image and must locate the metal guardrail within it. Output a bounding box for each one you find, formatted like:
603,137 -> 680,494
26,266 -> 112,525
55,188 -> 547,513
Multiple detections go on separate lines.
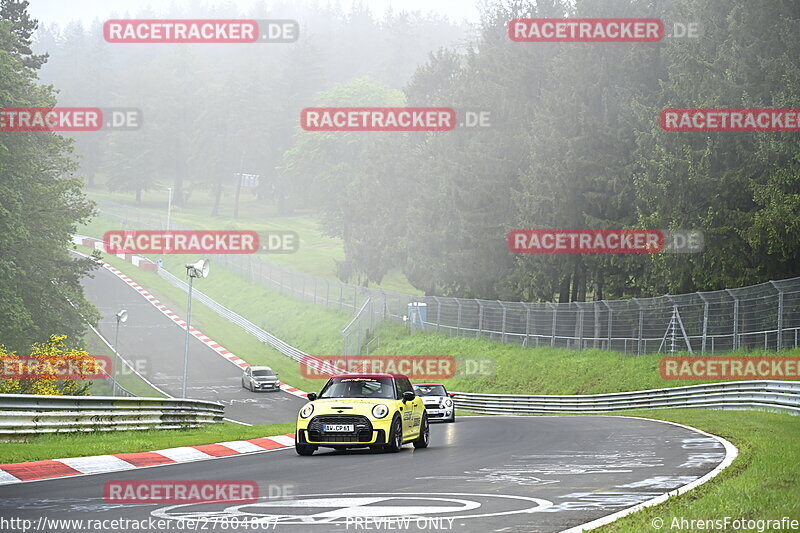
453,380 -> 800,416
0,394 -> 224,434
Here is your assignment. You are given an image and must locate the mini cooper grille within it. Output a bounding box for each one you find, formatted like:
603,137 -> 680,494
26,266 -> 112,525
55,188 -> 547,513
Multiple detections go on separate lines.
308,415 -> 373,443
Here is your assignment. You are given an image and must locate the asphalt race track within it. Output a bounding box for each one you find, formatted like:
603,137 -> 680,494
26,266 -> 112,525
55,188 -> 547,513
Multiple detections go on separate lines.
81,264 -> 306,424
0,416 -> 729,532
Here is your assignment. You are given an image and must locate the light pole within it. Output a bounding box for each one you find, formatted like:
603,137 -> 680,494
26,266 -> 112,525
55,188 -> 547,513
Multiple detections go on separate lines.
166,187 -> 173,231
113,309 -> 128,396
182,259 -> 210,398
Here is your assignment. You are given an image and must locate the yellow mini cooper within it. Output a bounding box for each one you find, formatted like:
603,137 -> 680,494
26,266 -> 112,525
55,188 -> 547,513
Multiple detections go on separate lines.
295,373 -> 429,456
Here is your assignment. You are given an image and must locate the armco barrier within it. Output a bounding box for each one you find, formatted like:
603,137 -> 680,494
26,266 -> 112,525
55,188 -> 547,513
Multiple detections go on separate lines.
0,394 -> 224,434
453,380 -> 800,416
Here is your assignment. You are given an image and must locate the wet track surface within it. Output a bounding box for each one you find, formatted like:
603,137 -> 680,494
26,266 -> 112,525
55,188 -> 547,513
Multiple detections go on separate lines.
81,264 -> 306,424
0,416 -> 729,532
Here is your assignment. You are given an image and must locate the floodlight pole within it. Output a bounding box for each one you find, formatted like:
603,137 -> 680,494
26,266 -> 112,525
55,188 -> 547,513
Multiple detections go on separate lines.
181,273 -> 195,398
113,310 -> 127,396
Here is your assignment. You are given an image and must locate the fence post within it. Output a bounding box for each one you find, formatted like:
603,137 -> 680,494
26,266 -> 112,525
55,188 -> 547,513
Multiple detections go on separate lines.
726,289 -> 739,350
476,300 -> 484,338
548,302 -> 557,347
698,293 -> 709,353
524,303 -> 531,348
604,301 -> 612,350
633,298 -> 643,355
770,281 -> 783,351
577,303 -> 584,350
499,301 -> 507,343
456,300 -> 462,337
433,296 -> 441,333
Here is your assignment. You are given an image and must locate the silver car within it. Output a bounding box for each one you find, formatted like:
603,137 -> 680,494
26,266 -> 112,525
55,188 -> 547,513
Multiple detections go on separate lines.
242,366 -> 280,392
413,383 -> 455,422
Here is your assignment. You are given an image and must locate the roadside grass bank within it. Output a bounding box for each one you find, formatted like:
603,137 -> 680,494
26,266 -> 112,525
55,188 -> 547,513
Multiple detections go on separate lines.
594,409 -> 800,532
0,422 -> 295,464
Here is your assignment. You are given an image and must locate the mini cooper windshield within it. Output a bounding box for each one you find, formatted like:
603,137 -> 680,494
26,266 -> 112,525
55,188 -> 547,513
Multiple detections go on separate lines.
414,384 -> 447,396
319,377 -> 396,399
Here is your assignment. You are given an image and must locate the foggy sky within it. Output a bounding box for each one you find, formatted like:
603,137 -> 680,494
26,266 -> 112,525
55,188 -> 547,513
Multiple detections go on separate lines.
27,0 -> 482,28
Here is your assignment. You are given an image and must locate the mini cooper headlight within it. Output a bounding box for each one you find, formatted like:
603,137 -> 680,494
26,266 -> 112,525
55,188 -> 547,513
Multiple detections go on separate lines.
300,403 -> 314,419
445,399 -> 453,407
372,404 -> 389,419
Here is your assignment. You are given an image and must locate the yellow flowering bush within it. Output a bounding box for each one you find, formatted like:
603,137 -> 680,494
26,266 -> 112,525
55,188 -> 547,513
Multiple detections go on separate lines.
0,335 -> 104,396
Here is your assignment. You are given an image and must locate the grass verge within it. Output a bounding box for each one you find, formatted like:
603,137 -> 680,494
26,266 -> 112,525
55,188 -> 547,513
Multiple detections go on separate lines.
595,409 -> 800,532
0,422 -> 295,464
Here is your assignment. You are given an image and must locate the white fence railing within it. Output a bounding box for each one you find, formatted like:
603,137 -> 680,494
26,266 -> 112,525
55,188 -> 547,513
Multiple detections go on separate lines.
0,394 -> 224,434
453,380 -> 800,416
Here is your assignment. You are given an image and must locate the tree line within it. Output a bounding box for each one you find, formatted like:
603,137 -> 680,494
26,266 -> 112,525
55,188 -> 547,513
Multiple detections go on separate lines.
283,0 -> 800,301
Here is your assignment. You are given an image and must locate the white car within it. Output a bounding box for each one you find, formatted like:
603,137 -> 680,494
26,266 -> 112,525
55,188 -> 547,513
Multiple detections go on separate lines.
242,366 -> 280,392
413,383 -> 455,422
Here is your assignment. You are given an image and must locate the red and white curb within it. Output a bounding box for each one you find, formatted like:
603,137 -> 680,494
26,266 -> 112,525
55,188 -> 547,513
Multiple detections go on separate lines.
92,257 -> 308,400
0,433 -> 296,485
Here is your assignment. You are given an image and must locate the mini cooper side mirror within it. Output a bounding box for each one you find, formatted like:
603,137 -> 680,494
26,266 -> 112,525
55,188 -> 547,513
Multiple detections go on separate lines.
306,392 -> 317,401
449,392 -> 456,398
402,391 -> 415,402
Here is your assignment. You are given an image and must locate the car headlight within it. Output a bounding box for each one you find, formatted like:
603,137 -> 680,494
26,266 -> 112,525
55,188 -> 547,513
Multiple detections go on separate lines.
445,399 -> 453,407
300,403 -> 314,419
372,404 -> 389,419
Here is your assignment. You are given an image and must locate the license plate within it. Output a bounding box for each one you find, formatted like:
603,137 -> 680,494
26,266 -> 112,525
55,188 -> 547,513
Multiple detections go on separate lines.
322,424 -> 354,432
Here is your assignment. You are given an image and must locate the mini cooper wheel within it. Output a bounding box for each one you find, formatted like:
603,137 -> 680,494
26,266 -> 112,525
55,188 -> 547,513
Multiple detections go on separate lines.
295,443 -> 317,456
413,414 -> 429,449
384,416 -> 403,453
